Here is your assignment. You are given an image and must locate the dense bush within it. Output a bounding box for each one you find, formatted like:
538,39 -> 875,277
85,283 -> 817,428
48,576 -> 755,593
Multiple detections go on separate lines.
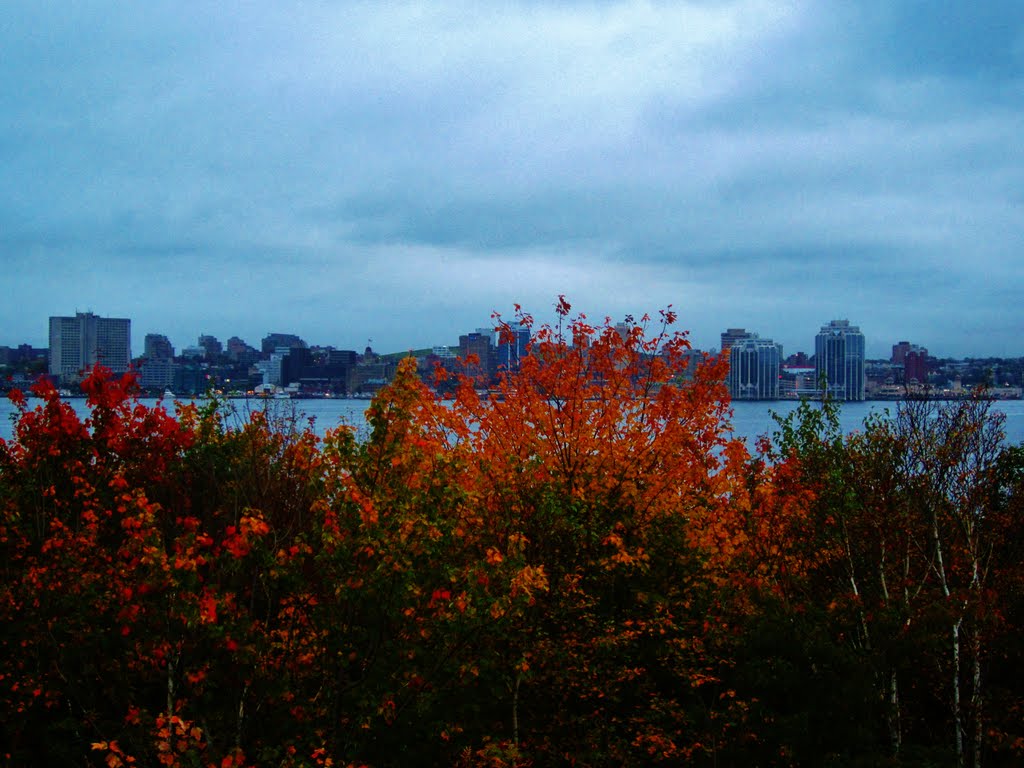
1,303 -> 1021,767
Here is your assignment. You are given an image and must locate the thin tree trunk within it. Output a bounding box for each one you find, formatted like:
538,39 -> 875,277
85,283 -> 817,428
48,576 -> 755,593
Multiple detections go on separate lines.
236,681 -> 249,752
888,668 -> 902,756
953,619 -> 964,768
167,651 -> 176,715
512,670 -> 522,748
971,626 -> 982,768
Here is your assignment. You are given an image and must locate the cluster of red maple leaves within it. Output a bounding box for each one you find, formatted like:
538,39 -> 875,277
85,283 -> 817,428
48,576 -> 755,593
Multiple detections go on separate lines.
1,302 -> 1022,767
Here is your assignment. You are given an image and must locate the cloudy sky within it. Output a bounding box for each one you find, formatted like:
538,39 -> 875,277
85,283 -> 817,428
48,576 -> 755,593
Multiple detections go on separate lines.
2,1 -> 1022,359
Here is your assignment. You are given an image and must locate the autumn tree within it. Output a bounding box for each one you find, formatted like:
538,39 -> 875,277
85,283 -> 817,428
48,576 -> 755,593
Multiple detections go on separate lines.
4,305 -> 1020,767
749,391 -> 1021,766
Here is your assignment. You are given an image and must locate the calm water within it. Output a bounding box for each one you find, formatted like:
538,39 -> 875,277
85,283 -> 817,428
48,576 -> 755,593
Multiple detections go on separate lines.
2,396 -> 1024,449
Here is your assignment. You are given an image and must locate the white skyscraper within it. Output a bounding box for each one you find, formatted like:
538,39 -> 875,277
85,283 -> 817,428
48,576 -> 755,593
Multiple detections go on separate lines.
48,312 -> 131,383
726,335 -> 783,400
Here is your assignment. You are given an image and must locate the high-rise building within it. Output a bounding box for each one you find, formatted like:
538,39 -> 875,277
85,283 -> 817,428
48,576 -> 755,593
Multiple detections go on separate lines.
48,312 -> 131,383
459,331 -> 494,382
726,336 -> 783,400
815,320 -> 866,401
497,322 -> 531,373
720,328 -> 752,353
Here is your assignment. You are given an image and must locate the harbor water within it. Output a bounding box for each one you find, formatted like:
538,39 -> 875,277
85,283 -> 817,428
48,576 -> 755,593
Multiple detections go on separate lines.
3,395 -> 1024,449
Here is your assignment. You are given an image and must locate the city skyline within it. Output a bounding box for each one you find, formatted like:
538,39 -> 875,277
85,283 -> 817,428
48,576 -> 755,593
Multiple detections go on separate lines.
6,308 -> 1021,366
3,3 -> 1023,358
15,309 -> 1022,401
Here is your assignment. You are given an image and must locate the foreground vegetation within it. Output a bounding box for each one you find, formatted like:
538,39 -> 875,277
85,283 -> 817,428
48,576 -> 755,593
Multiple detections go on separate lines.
2,303 -> 1022,767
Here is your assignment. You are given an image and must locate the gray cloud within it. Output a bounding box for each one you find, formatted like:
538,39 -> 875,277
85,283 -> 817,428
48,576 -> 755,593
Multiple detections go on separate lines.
2,1 -> 1022,359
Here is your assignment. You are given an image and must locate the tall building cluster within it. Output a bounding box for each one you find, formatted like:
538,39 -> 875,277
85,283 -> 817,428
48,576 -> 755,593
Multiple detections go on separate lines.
33,310 -> 982,402
722,319 -> 868,401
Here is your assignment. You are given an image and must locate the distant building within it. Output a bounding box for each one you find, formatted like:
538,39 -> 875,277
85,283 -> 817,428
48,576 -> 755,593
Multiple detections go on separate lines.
785,351 -> 810,368
496,322 -> 531,373
198,334 -> 223,360
0,344 -> 47,367
720,328 -> 752,354
727,336 -> 783,400
256,354 -> 285,387
262,333 -> 306,355
226,336 -> 260,365
779,366 -> 818,399
144,333 -> 174,360
303,349 -> 359,393
139,358 -> 175,390
904,347 -> 929,385
326,349 -> 358,368
173,362 -> 209,396
48,312 -> 131,383
138,333 -> 175,390
351,358 -> 398,395
281,346 -> 313,387
892,341 -> 929,384
815,320 -> 866,401
891,341 -> 913,366
459,331 -> 494,382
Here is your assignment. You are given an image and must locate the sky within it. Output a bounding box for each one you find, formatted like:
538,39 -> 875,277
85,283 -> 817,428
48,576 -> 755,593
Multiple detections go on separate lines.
2,1 -> 1022,359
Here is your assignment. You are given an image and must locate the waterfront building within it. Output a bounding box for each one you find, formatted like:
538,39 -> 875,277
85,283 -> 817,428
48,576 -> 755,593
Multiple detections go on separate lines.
891,340 -> 929,383
779,366 -> 818,399
281,346 -> 313,387
891,341 -> 912,365
144,333 -> 174,360
815,320 -> 866,401
720,328 -> 752,354
173,362 -> 209,396
459,331 -> 494,382
261,333 -> 306,355
327,349 -> 358,368
727,336 -> 783,400
138,333 -> 175,391
226,336 -> 260,365
0,344 -> 47,368
48,312 -> 131,383
257,353 -> 285,387
905,347 -> 929,384
139,357 -> 175,390
496,322 -> 531,373
198,334 -> 223,360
